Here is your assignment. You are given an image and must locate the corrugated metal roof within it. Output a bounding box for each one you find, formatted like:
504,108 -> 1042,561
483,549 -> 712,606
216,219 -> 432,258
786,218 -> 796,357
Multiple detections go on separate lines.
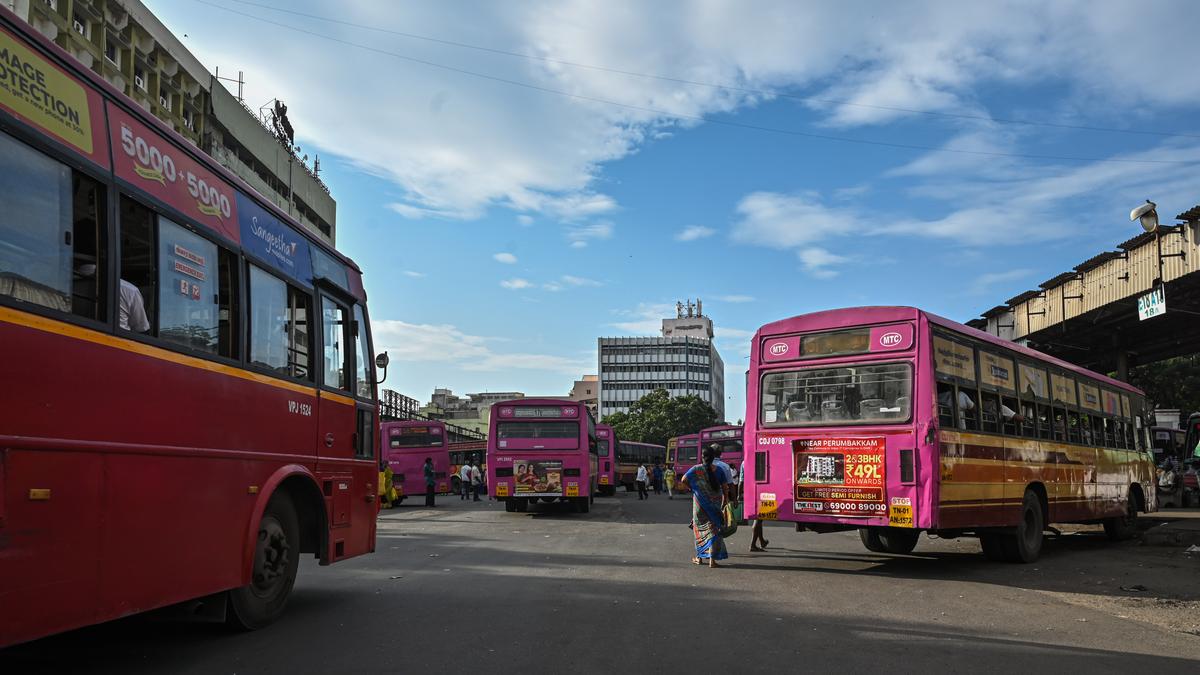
981,305 -> 1011,318
1175,204 -> 1200,221
1074,251 -> 1120,273
1039,271 -> 1080,290
1006,290 -> 1044,305
965,318 -> 987,329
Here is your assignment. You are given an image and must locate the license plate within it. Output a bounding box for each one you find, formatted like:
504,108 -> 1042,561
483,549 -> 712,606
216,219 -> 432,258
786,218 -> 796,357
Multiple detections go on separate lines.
599,476 -> 609,484
758,492 -> 779,520
889,498 -> 914,527
566,484 -> 579,497
496,483 -> 509,497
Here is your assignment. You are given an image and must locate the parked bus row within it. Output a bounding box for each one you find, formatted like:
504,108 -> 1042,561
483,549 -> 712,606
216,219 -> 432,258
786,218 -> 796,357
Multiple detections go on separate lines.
0,10 -> 381,647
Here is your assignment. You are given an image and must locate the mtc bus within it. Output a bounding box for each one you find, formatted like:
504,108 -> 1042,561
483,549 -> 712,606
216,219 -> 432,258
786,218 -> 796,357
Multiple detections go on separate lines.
0,9 -> 379,647
488,399 -> 598,513
616,440 -> 667,490
596,424 -> 618,495
667,434 -> 699,487
381,421 -> 452,502
699,425 -> 743,481
745,307 -> 1156,564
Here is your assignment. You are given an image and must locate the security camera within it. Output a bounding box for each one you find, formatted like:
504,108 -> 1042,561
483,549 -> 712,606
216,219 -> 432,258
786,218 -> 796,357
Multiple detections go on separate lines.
1130,200 -> 1158,233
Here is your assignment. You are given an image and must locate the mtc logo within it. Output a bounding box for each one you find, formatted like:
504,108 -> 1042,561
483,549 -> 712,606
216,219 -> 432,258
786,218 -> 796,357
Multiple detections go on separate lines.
879,331 -> 903,347
769,342 -> 789,356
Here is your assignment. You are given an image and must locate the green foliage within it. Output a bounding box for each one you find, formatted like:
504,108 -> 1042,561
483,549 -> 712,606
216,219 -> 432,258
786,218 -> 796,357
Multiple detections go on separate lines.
604,388 -> 721,447
1127,355 -> 1200,420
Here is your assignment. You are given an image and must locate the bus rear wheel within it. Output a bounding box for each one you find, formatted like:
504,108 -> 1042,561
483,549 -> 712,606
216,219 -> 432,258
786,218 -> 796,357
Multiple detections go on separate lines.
575,497 -> 590,514
878,528 -> 919,554
1103,489 -> 1139,541
858,528 -> 887,553
504,499 -> 517,513
1004,490 -> 1044,563
228,493 -> 300,630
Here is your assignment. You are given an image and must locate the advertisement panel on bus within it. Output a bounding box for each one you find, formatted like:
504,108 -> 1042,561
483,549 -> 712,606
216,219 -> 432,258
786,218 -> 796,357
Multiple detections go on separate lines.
487,399 -> 597,513
745,306 -> 1156,564
381,420 -> 451,500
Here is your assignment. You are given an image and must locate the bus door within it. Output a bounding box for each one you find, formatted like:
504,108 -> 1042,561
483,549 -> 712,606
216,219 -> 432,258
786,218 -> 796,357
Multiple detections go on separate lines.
315,291 -> 372,560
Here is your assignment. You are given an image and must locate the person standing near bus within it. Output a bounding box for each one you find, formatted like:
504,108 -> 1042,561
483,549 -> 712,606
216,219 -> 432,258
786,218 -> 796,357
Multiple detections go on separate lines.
664,465 -> 676,499
470,461 -> 483,502
652,463 -> 664,495
680,446 -> 729,568
711,444 -> 736,503
459,462 -> 472,500
636,463 -> 649,500
423,457 -> 436,507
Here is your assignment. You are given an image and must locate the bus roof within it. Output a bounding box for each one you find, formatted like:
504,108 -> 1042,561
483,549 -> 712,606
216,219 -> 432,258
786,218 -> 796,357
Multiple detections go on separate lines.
754,306 -> 1142,395
382,419 -> 446,429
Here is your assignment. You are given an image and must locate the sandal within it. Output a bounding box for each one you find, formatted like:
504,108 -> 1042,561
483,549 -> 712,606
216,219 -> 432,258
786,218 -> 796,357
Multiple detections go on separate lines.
691,557 -> 702,565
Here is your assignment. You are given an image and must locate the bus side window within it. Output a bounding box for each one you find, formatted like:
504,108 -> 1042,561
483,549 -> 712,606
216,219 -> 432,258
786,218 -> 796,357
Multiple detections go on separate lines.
321,295 -> 350,391
118,195 -> 156,333
936,382 -> 955,427
980,392 -> 1000,433
1052,408 -> 1067,441
1001,395 -> 1021,436
0,131 -> 107,321
1067,411 -> 1082,444
248,265 -> 311,380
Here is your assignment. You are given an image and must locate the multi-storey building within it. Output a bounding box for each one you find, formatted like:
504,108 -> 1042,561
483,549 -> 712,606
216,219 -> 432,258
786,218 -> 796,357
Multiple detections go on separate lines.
6,0 -> 336,243
598,299 -> 725,421
567,375 -> 599,417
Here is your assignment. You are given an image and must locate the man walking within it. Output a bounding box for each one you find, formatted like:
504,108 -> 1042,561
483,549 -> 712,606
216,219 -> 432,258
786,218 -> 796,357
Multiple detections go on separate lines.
459,462 -> 472,500
652,463 -> 664,495
423,457 -> 436,508
470,461 -> 483,502
635,463 -> 649,500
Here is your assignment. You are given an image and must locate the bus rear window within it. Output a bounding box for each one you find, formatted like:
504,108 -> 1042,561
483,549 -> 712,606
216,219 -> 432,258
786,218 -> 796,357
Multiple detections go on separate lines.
390,432 -> 444,449
597,439 -> 610,457
761,363 -> 912,427
498,421 -> 579,439
678,446 -> 698,462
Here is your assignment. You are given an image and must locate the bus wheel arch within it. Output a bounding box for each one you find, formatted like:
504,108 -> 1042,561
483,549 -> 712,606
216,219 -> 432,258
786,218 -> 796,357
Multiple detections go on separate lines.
243,466 -> 328,574
1103,485 -> 1142,541
228,488 -> 302,630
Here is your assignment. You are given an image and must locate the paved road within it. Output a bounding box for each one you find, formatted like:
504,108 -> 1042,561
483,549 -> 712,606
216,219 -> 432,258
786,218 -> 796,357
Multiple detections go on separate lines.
4,491 -> 1199,673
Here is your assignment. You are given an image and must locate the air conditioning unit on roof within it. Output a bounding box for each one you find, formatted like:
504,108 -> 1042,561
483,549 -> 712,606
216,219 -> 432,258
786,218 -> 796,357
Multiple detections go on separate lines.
73,20 -> 86,37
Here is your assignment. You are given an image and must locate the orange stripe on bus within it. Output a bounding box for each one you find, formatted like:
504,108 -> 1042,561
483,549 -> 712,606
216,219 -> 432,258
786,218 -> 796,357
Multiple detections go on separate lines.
320,390 -> 357,407
0,304 -> 317,398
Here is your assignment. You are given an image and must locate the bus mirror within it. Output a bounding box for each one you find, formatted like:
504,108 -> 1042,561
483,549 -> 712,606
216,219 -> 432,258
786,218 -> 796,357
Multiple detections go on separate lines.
375,352 -> 390,384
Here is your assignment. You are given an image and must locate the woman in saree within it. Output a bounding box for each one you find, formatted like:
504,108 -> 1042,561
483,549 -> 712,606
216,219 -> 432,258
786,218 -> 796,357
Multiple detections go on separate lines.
679,446 -> 730,567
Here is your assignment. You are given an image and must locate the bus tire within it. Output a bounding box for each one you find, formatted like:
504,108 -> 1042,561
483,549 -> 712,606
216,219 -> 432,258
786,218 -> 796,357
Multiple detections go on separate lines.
504,499 -> 516,513
1006,490 -> 1044,563
228,493 -> 300,630
878,528 -> 919,555
980,533 -> 1007,562
1103,488 -> 1139,541
516,498 -> 528,512
576,497 -> 590,514
859,528 -> 887,553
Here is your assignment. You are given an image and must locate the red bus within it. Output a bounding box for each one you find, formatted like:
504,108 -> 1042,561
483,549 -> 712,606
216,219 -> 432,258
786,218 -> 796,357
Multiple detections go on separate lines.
596,424 -> 618,495
0,10 -> 380,647
487,399 -> 598,513
667,433 -> 700,483
381,421 -> 452,501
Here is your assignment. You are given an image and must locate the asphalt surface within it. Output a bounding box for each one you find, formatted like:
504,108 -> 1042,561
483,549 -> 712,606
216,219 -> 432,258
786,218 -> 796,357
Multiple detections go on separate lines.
4,490 -> 1199,673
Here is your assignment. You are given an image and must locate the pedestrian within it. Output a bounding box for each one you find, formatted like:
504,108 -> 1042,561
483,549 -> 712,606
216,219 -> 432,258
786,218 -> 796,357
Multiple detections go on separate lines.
635,463 -> 649,500
459,462 -> 472,500
743,460 -> 768,551
664,465 -> 676,499
679,446 -> 729,568
423,457 -> 436,507
652,463 -> 664,495
711,444 -> 736,502
470,461 -> 483,502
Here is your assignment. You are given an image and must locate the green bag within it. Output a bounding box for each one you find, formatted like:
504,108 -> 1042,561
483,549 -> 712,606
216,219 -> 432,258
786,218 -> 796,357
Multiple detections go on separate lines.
719,503 -> 739,538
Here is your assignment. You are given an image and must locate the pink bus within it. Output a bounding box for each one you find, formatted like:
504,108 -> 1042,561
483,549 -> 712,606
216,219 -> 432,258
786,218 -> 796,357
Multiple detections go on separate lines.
699,425 -> 743,483
488,399 -> 599,513
596,424 -> 619,496
745,307 -> 1156,563
381,420 -> 452,502
667,434 -> 700,486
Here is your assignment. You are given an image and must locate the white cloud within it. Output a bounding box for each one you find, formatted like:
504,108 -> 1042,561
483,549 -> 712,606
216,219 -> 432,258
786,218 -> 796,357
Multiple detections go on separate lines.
675,225 -> 716,241
493,252 -> 518,264
175,1 -> 1200,225
562,274 -> 601,287
731,191 -> 857,249
798,247 -> 850,278
542,281 -> 563,292
517,215 -> 534,226
610,302 -> 673,334
968,268 -> 1035,295
500,278 -> 533,289
371,319 -> 588,374
403,270 -> 426,278
715,294 -> 755,303
566,220 -> 614,247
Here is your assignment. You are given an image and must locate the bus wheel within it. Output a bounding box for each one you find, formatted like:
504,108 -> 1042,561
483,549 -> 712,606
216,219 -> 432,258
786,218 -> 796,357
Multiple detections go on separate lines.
228,493 -> 300,630
1006,490 -> 1044,563
979,533 -> 1007,562
504,499 -> 516,513
576,497 -> 590,514
1103,489 -> 1139,541
878,528 -> 919,555
516,498 -> 528,513
858,528 -> 887,553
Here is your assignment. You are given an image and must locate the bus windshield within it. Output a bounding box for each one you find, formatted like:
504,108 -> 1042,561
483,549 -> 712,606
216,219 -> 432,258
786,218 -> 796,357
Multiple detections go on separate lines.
761,362 -> 912,427
677,445 -> 698,462
498,421 -> 579,439
703,440 -> 741,456
597,439 -> 610,457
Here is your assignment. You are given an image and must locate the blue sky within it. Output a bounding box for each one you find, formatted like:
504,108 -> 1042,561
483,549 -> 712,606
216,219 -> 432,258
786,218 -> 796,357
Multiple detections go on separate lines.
149,0 -> 1200,422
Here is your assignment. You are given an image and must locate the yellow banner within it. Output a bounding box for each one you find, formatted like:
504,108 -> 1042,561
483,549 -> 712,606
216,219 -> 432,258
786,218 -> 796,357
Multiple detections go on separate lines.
933,336 -> 976,383
0,29 -> 93,154
1050,373 -> 1077,406
979,351 -> 1015,392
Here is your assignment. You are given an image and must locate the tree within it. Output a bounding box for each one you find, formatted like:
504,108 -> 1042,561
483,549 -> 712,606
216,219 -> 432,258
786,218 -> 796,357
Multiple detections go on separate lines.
604,389 -> 721,447
1127,355 -> 1200,422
